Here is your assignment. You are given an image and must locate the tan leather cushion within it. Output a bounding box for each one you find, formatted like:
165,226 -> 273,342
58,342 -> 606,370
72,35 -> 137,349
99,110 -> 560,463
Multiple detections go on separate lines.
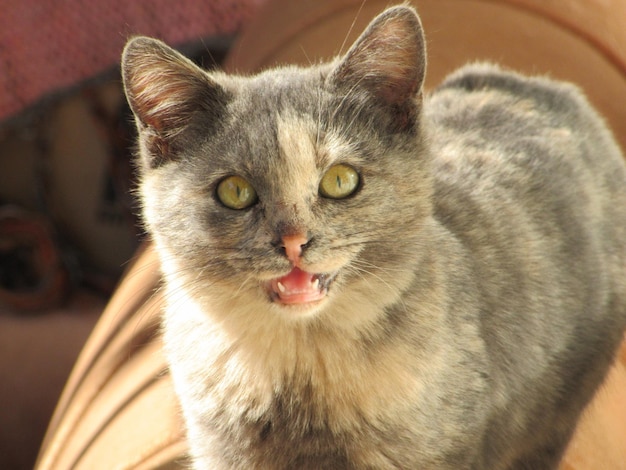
36,1 -> 626,468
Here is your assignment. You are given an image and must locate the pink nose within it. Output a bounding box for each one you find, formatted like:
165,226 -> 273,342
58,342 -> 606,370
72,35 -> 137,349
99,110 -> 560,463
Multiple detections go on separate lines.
281,234 -> 309,264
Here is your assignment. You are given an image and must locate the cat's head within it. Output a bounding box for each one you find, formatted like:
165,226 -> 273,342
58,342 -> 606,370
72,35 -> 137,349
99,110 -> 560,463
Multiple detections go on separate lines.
122,6 -> 433,330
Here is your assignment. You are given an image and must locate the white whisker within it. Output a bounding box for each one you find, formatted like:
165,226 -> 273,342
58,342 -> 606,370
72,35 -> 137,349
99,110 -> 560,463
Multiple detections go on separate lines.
338,0 -> 367,57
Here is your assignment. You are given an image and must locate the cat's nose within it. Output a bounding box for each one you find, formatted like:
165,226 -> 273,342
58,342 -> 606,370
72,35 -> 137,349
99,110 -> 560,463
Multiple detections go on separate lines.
281,234 -> 310,264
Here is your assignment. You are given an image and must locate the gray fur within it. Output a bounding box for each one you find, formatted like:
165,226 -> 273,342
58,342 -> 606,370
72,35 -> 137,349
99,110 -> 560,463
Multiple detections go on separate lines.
121,5 -> 626,469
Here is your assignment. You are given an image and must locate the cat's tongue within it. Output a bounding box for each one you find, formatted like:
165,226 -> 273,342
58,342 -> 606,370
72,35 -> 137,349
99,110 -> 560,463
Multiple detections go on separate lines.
271,267 -> 326,304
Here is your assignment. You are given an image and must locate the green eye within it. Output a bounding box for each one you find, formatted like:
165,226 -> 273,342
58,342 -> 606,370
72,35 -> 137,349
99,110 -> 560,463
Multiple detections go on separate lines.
319,164 -> 360,199
216,175 -> 258,209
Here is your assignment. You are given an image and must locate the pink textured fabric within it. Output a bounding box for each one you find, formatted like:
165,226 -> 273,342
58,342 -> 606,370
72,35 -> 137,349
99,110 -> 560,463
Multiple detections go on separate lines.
0,0 -> 264,124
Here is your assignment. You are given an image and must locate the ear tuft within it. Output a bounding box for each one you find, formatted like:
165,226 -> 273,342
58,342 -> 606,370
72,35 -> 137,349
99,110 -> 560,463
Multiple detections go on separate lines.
330,6 -> 426,123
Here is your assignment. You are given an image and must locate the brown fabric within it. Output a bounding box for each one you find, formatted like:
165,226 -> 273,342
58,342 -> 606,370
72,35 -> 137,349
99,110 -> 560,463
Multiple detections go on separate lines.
35,244 -> 190,469
0,290 -> 104,470
36,1 -> 626,468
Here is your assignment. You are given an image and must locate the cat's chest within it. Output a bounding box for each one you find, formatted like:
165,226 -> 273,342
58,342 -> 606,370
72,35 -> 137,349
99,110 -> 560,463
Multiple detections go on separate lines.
204,365 -> 413,468
205,337 -> 426,429
164,272 -> 490,467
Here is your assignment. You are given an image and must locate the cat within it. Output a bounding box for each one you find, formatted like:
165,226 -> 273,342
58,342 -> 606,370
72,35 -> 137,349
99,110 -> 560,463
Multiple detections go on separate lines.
121,5 -> 626,469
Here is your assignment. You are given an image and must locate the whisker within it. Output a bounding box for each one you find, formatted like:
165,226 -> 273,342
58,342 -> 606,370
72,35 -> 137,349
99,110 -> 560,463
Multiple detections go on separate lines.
338,0 -> 367,57
232,269 -> 259,298
299,43 -> 313,67
346,260 -> 411,313
316,86 -> 323,147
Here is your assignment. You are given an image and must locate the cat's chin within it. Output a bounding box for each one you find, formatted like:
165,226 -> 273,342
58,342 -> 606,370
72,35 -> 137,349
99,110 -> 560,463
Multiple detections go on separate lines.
266,266 -> 335,308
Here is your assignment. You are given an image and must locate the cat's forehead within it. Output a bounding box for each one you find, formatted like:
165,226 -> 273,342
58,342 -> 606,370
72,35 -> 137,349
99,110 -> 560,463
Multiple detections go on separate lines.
218,67 -> 354,160
276,114 -> 317,164
273,113 -> 357,172
234,65 -> 329,111
247,65 -> 327,90
205,65 -> 371,184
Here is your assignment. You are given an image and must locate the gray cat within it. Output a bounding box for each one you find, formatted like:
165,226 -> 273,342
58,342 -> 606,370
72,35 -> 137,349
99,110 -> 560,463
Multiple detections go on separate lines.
121,5 -> 626,469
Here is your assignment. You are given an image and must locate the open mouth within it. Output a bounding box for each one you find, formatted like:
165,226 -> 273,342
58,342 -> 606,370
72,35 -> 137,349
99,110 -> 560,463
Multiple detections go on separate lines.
268,267 -> 334,305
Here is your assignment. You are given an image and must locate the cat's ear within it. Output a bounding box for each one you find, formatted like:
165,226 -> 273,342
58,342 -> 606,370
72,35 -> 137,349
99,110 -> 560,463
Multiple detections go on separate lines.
329,6 -> 426,128
121,37 -> 228,168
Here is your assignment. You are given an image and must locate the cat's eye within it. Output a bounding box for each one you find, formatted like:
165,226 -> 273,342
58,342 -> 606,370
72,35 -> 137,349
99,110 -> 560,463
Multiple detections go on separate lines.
319,164 -> 360,199
216,175 -> 258,210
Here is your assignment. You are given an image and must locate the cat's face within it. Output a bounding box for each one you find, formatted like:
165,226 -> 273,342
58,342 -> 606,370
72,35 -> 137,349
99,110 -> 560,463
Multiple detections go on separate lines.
123,7 -> 432,326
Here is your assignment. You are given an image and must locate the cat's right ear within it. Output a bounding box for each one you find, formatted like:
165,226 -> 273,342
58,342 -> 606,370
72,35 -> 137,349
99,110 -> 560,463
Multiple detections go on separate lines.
328,6 -> 426,131
121,37 -> 228,168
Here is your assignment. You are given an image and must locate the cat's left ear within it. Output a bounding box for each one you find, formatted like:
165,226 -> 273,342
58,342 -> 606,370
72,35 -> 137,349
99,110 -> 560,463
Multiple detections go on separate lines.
121,37 -> 228,168
329,6 -> 426,128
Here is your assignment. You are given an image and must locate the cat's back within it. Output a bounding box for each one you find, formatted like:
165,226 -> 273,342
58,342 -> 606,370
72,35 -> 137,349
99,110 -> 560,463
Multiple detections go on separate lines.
424,62 -> 626,361
426,63 -> 626,281
421,64 -> 626,468
426,63 -> 626,186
